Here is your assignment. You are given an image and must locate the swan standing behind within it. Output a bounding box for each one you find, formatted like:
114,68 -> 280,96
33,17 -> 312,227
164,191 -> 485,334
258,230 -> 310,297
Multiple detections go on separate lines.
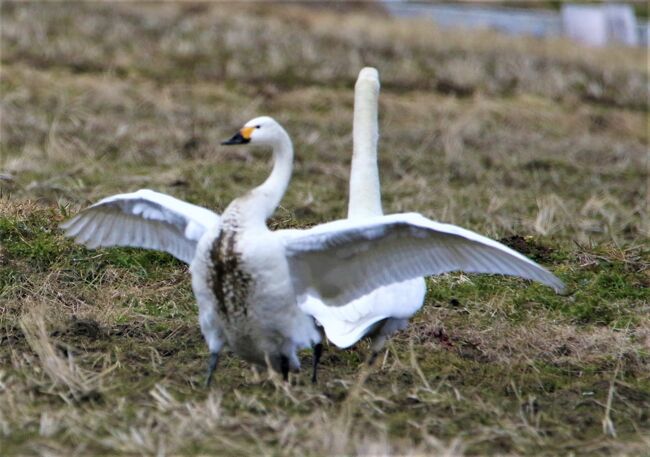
301,68 -> 426,363
61,116 -> 564,386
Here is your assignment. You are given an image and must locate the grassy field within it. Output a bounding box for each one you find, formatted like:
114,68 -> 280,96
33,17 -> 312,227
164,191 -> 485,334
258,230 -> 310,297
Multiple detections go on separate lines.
1,2 -> 649,455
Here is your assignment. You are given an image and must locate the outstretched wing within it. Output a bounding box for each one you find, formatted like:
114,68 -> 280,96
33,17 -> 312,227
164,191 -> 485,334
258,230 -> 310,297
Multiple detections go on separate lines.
60,189 -> 220,264
278,212 -> 564,308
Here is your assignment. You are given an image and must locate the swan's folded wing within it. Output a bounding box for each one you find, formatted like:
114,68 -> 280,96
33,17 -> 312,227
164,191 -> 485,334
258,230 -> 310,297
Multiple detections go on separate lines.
278,212 -> 564,308
60,189 -> 220,264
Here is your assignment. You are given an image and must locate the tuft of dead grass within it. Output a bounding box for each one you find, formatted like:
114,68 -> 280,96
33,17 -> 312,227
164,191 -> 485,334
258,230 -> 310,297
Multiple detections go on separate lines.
19,303 -> 108,401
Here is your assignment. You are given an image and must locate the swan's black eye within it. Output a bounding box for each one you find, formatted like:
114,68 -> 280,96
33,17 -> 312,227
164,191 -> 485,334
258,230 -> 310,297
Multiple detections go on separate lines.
255,125 -> 261,129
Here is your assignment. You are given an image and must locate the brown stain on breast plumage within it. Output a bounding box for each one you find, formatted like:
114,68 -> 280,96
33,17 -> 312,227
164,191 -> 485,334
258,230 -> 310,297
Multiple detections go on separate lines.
209,227 -> 252,321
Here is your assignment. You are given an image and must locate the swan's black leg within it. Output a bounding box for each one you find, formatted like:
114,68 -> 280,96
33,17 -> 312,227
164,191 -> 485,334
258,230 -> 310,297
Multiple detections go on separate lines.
280,355 -> 290,382
311,343 -> 323,384
367,350 -> 380,366
367,333 -> 388,366
205,352 -> 220,388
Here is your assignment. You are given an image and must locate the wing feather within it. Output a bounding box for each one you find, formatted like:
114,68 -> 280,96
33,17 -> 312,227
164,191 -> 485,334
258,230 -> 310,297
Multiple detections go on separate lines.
61,189 -> 220,264
279,213 -> 564,308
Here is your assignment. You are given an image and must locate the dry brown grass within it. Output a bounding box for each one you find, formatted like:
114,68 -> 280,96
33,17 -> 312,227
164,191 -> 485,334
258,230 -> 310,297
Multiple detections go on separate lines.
1,2 -> 649,456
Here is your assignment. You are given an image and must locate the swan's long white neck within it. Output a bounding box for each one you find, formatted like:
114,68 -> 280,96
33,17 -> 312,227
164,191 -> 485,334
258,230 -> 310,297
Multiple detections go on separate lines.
243,128 -> 294,225
348,67 -> 383,219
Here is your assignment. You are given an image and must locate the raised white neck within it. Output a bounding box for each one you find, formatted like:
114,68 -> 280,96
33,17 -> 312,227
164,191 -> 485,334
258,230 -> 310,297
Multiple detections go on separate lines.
244,128 -> 294,224
348,67 -> 383,219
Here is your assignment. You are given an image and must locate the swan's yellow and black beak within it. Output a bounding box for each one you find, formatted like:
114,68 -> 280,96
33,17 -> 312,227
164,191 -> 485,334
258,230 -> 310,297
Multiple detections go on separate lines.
222,126 -> 253,145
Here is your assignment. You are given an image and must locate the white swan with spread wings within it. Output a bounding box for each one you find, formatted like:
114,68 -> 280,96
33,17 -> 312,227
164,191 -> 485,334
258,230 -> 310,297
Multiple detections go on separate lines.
301,68 -> 426,365
62,115 -> 564,385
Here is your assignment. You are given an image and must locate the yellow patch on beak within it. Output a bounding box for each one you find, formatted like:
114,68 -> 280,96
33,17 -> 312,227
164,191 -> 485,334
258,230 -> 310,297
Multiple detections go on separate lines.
240,126 -> 255,140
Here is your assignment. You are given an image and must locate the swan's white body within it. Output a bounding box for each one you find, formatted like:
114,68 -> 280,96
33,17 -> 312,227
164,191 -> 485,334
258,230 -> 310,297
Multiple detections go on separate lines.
191,211 -> 319,371
303,68 -> 426,349
64,118 -> 321,374
62,115 -> 564,381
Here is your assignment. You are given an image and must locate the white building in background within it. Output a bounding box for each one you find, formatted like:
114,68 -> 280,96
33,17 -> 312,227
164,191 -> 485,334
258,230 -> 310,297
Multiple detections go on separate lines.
385,2 -> 647,48
562,4 -> 638,47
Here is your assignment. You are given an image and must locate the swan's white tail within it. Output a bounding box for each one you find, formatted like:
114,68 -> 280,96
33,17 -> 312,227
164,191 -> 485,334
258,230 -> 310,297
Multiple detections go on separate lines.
348,67 -> 383,219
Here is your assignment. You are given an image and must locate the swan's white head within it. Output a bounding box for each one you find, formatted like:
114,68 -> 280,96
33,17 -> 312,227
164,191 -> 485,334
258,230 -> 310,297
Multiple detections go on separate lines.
222,116 -> 285,146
